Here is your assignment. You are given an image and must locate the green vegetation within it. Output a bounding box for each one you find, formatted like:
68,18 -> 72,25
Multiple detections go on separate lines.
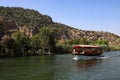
0,35 -> 23,57
31,26 -> 56,54
13,31 -> 31,55
57,38 -> 108,46
56,38 -> 110,53
0,27 -> 57,57
0,28 -> 120,57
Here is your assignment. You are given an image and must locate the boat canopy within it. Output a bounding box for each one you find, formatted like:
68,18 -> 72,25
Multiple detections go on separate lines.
73,45 -> 102,48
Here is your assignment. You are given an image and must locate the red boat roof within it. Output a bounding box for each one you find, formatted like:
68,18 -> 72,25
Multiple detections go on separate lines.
74,45 -> 101,48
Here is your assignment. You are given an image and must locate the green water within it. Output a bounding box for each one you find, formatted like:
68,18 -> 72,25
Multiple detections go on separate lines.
0,51 -> 120,80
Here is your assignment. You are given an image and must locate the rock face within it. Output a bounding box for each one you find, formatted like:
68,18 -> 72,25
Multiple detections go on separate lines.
0,17 -> 17,39
68,29 -> 120,46
18,26 -> 38,37
0,17 -> 17,31
53,25 -> 120,46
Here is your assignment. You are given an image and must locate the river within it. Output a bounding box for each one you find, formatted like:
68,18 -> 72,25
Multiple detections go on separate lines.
0,51 -> 120,80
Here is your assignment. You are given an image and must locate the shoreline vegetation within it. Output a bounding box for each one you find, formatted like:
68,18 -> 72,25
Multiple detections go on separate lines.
0,6 -> 120,58
0,28 -> 120,58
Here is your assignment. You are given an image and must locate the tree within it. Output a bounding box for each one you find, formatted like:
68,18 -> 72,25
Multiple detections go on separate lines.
31,34 -> 41,53
13,31 -> 31,54
1,35 -> 23,57
38,26 -> 56,52
0,42 -> 2,55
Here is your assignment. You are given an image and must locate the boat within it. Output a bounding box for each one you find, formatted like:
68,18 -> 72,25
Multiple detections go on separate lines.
72,45 -> 103,56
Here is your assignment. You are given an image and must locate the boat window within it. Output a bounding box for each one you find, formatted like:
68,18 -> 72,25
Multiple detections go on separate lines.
91,48 -> 96,51
97,48 -> 102,52
85,48 -> 92,52
80,48 -> 83,52
74,48 -> 80,51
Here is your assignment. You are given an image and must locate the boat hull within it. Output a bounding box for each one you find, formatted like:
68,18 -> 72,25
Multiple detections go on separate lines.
72,53 -> 102,56
73,55 -> 103,60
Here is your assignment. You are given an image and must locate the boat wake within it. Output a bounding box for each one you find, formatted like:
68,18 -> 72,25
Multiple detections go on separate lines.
73,55 -> 109,60
73,51 -> 120,61
96,55 -> 109,59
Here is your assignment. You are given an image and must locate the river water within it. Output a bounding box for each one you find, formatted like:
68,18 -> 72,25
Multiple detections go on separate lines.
0,51 -> 120,80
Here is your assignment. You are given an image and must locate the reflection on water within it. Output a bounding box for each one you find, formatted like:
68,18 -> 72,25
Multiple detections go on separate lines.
0,55 -> 57,80
75,59 -> 102,69
0,51 -> 120,80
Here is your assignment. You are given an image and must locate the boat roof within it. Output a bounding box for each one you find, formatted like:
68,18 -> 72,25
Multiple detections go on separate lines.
74,45 -> 101,48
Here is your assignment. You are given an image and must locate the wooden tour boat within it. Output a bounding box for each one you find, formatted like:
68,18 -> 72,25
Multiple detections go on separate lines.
72,45 -> 103,56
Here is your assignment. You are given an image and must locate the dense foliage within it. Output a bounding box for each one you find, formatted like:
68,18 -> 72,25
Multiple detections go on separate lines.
0,35 -> 23,57
56,38 -> 110,52
0,26 -> 56,57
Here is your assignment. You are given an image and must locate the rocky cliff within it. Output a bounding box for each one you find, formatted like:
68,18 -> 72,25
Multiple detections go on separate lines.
0,17 -> 17,39
0,6 -> 120,47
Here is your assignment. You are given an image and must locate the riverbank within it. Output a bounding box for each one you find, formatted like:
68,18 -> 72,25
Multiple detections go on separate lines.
1,43 -> 120,58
